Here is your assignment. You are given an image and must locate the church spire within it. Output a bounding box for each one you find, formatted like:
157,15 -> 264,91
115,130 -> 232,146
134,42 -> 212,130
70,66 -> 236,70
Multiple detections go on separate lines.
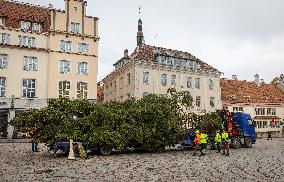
137,18 -> 145,46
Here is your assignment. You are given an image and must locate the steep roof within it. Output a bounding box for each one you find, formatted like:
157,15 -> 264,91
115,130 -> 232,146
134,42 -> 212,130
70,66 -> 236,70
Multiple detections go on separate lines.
130,44 -> 219,72
221,79 -> 284,104
0,0 -> 51,32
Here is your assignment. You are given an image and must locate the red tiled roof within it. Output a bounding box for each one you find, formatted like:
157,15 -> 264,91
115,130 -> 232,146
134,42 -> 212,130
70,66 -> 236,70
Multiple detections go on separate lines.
0,0 -> 51,32
221,79 -> 284,104
130,44 -> 219,71
97,83 -> 104,103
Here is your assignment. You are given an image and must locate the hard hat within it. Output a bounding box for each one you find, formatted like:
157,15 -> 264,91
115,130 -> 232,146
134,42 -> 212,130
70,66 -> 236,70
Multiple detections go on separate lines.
195,130 -> 200,134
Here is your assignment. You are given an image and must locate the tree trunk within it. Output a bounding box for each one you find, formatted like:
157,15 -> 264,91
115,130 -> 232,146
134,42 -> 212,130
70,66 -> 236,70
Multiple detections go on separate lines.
68,139 -> 75,160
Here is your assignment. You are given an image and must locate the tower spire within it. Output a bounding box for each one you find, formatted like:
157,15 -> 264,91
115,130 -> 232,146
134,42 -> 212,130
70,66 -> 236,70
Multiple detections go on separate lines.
137,3 -> 145,46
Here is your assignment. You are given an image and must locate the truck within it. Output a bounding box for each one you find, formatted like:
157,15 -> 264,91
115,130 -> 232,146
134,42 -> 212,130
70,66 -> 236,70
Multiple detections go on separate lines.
180,112 -> 256,150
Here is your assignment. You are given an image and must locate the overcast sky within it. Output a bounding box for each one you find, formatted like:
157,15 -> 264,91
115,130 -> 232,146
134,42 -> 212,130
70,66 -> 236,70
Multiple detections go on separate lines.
19,0 -> 284,82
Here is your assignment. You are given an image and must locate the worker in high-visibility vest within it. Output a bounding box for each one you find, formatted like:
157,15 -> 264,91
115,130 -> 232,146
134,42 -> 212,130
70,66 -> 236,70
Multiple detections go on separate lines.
193,130 -> 201,156
222,130 -> 229,156
200,131 -> 208,156
215,130 -> 222,153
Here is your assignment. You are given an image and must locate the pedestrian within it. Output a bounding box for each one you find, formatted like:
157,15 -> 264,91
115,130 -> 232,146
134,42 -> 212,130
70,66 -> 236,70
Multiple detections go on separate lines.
199,130 -> 208,156
215,130 -> 222,153
267,131 -> 272,140
222,130 -> 229,156
193,130 -> 201,156
32,140 -> 38,152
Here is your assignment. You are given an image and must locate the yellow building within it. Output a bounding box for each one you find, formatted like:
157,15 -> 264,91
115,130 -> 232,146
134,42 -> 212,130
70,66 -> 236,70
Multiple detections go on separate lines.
0,0 -> 99,139
103,19 -> 222,113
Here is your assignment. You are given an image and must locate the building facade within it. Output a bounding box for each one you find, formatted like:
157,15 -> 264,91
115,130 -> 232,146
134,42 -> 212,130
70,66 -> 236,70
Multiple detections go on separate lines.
103,19 -> 222,113
221,75 -> 284,138
0,0 -> 99,139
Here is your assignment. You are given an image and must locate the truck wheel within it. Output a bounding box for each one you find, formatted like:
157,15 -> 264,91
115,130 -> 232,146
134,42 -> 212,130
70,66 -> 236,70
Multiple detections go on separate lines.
99,146 -> 112,156
244,137 -> 253,148
231,138 -> 241,149
206,140 -> 212,150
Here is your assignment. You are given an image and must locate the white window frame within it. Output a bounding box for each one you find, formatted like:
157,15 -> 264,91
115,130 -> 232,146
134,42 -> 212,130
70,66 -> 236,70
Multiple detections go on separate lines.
0,77 -> 6,97
78,42 -> 89,54
18,36 -> 36,47
59,60 -> 71,74
143,72 -> 149,85
59,81 -> 71,98
0,54 -> 8,69
187,77 -> 192,88
71,22 -> 80,33
77,82 -> 88,99
32,22 -> 42,32
23,56 -> 38,71
20,21 -> 31,31
22,79 -> 36,98
210,97 -> 215,108
161,74 -> 167,86
0,33 -> 10,44
60,40 -> 72,52
209,79 -> 214,90
196,96 -> 201,107
77,62 -> 88,75
195,78 -> 200,89
171,75 -> 176,86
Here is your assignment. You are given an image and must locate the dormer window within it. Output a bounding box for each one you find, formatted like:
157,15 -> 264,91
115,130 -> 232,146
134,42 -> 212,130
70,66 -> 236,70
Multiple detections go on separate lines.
32,23 -> 42,32
20,21 -> 31,31
0,17 -> 4,26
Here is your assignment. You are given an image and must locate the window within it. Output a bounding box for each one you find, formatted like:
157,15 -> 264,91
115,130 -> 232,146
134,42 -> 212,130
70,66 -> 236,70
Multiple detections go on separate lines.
77,82 -> 88,99
143,72 -> 149,85
114,81 -> 117,91
60,40 -> 72,52
255,108 -> 265,115
126,73 -> 131,86
0,17 -> 4,26
59,81 -> 70,98
161,74 -> 167,86
187,77 -> 192,88
0,54 -> 8,69
71,22 -> 80,33
0,77 -> 6,97
0,33 -> 10,44
32,23 -> 42,32
59,60 -> 71,74
119,77 -> 123,89
20,21 -> 31,31
267,108 -> 276,116
195,78 -> 200,89
171,75 -> 176,86
23,56 -> 37,71
77,62 -> 88,75
78,42 -> 89,54
196,96 -> 201,107
210,97 -> 215,108
143,92 -> 149,97
19,36 -> 36,47
233,107 -> 243,112
22,79 -> 36,98
209,79 -> 214,90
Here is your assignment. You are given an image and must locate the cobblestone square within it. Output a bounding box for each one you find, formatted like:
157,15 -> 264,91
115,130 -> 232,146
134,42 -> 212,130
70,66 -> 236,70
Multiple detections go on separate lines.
0,139 -> 284,181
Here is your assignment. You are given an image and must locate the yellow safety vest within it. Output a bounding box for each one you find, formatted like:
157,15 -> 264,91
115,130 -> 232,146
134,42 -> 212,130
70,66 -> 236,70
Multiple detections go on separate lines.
200,133 -> 207,144
215,133 -> 221,143
222,132 -> 229,142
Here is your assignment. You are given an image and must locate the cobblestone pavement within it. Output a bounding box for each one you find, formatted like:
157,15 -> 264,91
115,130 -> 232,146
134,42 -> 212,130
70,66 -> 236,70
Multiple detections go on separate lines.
1,139 -> 284,182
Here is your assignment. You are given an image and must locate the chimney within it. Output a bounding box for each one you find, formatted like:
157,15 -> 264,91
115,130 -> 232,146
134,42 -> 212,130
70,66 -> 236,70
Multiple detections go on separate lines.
260,79 -> 265,84
232,75 -> 238,80
124,49 -> 129,58
48,4 -> 53,9
254,74 -> 260,85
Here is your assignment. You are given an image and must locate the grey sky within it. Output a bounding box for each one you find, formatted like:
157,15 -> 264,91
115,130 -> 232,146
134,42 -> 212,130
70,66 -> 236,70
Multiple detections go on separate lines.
18,0 -> 284,82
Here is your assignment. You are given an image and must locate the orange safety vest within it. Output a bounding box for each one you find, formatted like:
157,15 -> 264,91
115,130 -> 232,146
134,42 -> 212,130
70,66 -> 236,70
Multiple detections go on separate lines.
194,133 -> 201,144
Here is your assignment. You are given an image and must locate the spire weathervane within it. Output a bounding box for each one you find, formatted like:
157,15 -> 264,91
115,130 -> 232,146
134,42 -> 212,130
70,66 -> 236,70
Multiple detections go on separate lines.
137,0 -> 145,46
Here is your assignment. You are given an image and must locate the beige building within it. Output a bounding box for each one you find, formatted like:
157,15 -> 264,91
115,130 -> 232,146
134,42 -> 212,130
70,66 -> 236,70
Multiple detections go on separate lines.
221,75 -> 284,138
103,19 -> 222,113
0,0 -> 99,139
